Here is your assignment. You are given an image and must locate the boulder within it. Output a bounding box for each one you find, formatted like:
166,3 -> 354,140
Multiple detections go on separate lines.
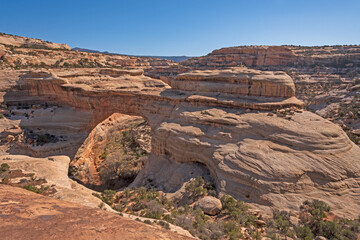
194,196 -> 222,215
315,236 -> 328,240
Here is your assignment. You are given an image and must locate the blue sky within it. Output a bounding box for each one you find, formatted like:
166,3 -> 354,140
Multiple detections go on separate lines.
0,0 -> 359,56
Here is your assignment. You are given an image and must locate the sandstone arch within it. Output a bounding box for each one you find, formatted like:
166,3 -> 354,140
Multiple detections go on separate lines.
3,67 -> 360,218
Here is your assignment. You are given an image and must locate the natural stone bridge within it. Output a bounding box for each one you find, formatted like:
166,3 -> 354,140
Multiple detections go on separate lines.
4,67 -> 360,217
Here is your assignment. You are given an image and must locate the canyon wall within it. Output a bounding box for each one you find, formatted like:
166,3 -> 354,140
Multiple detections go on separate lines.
182,45 -> 360,68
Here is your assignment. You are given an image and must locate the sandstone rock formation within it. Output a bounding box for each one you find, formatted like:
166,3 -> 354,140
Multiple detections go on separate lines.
2,67 -> 359,219
0,33 -> 174,70
0,154 -> 113,211
0,184 -> 192,240
194,196 -> 222,215
181,45 -> 360,68
0,32 -> 71,50
70,113 -> 151,190
173,68 -> 296,97
166,45 -> 359,147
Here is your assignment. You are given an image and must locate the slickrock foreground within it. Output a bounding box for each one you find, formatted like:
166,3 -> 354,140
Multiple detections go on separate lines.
0,185 -> 192,240
2,67 -> 359,218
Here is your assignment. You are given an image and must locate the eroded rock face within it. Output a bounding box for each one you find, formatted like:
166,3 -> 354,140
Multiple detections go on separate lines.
173,68 -> 295,98
2,67 -> 360,218
0,154 -> 112,210
141,106 -> 360,217
70,113 -> 151,190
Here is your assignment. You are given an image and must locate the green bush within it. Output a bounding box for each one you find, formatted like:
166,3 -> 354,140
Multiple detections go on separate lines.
296,226 -> 314,240
223,220 -> 243,240
93,189 -> 116,206
221,195 -> 253,225
23,185 -> 49,194
0,163 -> 10,172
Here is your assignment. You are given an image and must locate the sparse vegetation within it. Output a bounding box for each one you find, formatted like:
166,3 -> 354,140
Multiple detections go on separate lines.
92,179 -> 264,240
92,185 -> 360,240
265,200 -> 360,240
23,184 -> 50,194
97,121 -> 149,189
0,163 -> 10,172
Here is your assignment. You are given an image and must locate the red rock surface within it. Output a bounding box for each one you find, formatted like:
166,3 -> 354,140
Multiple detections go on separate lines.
0,185 -> 192,240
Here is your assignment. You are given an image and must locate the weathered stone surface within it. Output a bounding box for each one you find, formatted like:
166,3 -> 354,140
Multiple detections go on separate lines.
0,154 -> 111,210
194,196 -> 222,215
70,113 -> 150,189
173,67 -> 295,97
0,185 -> 192,240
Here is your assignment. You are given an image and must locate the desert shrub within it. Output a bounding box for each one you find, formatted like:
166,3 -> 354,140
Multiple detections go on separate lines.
270,210 -> 294,237
143,219 -> 152,225
296,200 -> 360,240
193,207 -> 210,229
296,226 -> 314,240
0,163 -> 10,172
185,176 -> 207,201
143,200 -> 164,219
301,200 -> 331,236
158,220 -> 170,230
342,228 -> 356,239
23,184 -> 49,194
93,189 -> 116,206
220,194 -> 256,225
1,177 -> 9,184
162,214 -> 173,224
223,220 -> 243,240
321,220 -> 342,239
173,214 -> 193,230
97,122 -> 149,189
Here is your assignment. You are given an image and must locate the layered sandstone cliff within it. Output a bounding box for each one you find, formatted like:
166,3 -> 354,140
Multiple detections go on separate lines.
182,45 -> 360,68
173,68 -> 295,98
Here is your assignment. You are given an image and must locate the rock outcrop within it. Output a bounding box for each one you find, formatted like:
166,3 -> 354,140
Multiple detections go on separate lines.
70,113 -> 151,190
0,184 -> 192,240
0,32 -> 71,50
2,67 -> 359,218
173,68 -> 295,97
0,154 -> 113,211
172,45 -> 360,147
0,34 -> 174,70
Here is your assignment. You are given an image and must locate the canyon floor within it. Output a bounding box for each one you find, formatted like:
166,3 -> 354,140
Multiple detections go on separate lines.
0,33 -> 360,240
